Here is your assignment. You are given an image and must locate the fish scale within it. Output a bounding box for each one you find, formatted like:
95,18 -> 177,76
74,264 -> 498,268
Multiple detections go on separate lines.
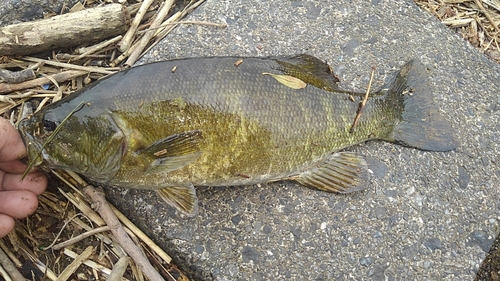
19,55 -> 455,215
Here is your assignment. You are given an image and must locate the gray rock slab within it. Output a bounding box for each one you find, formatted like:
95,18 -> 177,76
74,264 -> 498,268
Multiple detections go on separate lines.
105,0 -> 500,280
0,0 -> 80,27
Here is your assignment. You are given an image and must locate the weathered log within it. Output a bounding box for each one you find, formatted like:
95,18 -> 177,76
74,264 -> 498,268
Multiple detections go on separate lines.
0,68 -> 35,83
0,4 -> 130,56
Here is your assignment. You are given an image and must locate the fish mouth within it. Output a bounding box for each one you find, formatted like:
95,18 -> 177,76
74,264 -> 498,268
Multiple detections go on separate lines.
18,117 -> 45,167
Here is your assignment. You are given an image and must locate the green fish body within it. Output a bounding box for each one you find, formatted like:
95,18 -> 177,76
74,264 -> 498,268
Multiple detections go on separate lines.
18,55 -> 455,215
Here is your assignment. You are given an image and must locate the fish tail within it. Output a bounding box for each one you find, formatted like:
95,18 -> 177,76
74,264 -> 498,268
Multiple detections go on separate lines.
384,60 -> 456,151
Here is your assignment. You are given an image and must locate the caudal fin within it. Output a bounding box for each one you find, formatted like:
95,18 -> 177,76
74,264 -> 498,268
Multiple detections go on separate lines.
386,60 -> 456,151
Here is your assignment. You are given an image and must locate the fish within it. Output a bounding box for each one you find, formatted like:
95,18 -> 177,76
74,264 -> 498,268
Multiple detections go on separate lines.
18,55 -> 455,216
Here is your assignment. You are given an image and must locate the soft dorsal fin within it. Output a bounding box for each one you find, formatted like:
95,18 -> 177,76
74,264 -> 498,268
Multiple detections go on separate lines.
272,54 -> 340,91
293,152 -> 369,193
138,130 -> 203,174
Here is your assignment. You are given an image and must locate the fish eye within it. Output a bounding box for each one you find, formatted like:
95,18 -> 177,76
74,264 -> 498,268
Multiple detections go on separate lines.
43,120 -> 57,131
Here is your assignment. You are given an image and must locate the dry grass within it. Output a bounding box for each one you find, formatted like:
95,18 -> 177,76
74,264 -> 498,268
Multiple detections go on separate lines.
415,0 -> 500,63
0,0 -> 219,280
1,175 -> 189,280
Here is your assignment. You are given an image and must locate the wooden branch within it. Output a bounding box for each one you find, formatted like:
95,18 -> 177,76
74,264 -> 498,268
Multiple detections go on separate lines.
63,249 -> 113,276
0,70 -> 87,94
75,35 -> 123,60
146,0 -> 207,56
83,185 -> 165,281
52,226 -> 111,250
125,0 -> 175,66
56,246 -> 93,281
118,0 -> 155,53
23,57 -> 117,75
0,4 -> 130,56
474,0 -> 500,33
350,66 -> 375,133
107,256 -> 130,281
0,68 -> 35,84
0,247 -> 26,281
110,205 -> 173,264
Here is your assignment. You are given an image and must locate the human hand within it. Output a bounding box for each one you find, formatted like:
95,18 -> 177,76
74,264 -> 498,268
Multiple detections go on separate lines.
0,117 -> 47,238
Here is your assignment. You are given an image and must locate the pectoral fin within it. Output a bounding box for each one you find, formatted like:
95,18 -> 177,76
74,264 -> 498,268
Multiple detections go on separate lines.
156,185 -> 198,216
139,130 -> 203,174
294,152 -> 369,193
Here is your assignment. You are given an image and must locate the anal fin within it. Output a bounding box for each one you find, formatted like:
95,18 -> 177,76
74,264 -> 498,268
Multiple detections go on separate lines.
156,185 -> 198,216
294,152 -> 369,193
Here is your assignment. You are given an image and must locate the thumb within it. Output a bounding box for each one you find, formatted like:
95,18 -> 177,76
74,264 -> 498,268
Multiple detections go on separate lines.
0,118 -> 27,163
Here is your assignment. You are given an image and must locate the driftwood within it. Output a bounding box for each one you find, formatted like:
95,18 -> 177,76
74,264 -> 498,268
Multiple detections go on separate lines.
0,4 -> 130,56
0,68 -> 35,84
83,185 -> 165,281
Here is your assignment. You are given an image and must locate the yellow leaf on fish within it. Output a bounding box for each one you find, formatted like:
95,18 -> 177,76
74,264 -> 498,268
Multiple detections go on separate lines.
262,72 -> 307,89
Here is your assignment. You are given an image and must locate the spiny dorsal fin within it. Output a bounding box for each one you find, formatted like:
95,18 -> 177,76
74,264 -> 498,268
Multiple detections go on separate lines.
139,130 -> 203,174
272,54 -> 340,91
156,185 -> 198,216
294,152 -> 368,193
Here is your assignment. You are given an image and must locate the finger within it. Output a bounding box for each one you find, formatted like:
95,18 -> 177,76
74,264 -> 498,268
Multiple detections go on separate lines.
0,214 -> 15,238
0,118 -> 26,163
0,160 -> 31,174
1,172 -> 47,195
0,190 -> 38,219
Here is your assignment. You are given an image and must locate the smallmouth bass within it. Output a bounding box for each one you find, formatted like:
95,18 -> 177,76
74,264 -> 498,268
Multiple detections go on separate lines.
18,55 -> 455,215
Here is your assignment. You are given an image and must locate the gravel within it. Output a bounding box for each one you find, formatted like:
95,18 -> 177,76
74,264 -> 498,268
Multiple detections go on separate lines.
0,0 -> 80,27
107,0 -> 500,280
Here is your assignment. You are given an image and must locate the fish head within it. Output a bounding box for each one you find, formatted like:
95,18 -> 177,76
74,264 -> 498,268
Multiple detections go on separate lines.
18,103 -> 125,182
18,111 -> 46,168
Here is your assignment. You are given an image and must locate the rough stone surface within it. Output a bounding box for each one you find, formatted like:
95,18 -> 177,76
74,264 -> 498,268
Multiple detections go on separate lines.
476,232 -> 500,281
106,1 -> 500,280
108,0 -> 500,280
0,0 -> 80,27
